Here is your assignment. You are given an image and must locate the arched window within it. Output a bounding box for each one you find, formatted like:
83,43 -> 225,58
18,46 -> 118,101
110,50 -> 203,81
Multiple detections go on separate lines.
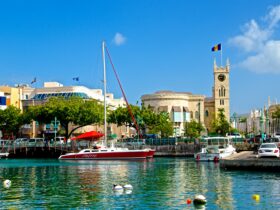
219,86 -> 226,97
205,110 -> 209,117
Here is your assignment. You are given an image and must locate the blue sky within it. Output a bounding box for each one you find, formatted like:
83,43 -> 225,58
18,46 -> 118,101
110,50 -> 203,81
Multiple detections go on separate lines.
0,0 -> 280,115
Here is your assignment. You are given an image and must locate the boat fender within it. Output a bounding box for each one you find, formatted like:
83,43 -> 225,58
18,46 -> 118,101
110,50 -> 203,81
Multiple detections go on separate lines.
214,156 -> 219,162
3,179 -> 11,188
113,184 -> 123,191
193,195 -> 207,205
123,184 -> 133,190
196,154 -> 200,161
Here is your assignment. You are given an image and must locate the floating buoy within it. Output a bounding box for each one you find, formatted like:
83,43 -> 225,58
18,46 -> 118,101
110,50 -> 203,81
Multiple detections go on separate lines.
125,189 -> 132,194
252,194 -> 260,201
123,184 -> 133,190
3,179 -> 11,188
113,184 -> 123,191
186,198 -> 192,204
193,195 -> 207,205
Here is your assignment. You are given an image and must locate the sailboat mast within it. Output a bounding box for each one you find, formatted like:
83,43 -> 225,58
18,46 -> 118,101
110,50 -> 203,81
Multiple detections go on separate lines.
102,41 -> 107,145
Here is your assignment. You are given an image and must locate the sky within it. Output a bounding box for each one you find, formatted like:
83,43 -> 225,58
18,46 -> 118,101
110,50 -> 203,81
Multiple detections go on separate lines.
0,0 -> 280,115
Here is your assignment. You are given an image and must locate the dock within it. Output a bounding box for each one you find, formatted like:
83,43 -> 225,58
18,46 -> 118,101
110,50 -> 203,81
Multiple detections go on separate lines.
220,151 -> 280,171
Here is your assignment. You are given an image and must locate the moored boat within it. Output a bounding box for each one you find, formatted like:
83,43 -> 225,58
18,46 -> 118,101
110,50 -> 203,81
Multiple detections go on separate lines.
0,152 -> 9,158
194,137 -> 236,161
59,144 -> 150,160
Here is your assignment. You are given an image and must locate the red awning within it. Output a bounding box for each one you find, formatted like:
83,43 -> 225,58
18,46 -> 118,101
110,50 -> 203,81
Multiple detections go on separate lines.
71,131 -> 104,141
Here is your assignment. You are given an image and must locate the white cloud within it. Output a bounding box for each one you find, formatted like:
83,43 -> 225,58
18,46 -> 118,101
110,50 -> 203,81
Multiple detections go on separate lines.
239,41 -> 280,74
228,20 -> 270,52
229,5 -> 280,74
112,33 -> 126,46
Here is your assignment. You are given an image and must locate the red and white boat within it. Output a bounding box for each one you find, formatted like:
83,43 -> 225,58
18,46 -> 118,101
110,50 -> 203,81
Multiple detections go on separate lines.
59,144 -> 152,160
59,42 -> 155,160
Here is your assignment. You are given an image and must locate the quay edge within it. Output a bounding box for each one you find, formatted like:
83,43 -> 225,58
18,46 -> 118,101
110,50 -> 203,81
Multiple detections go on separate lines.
220,151 -> 280,171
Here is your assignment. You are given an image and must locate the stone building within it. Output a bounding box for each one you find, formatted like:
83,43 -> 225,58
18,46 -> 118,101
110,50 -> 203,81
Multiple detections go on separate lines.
141,59 -> 230,136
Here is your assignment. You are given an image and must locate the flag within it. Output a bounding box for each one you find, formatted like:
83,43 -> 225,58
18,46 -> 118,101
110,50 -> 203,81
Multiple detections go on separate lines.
73,77 -> 79,81
31,77 -> 37,84
211,43 -> 221,52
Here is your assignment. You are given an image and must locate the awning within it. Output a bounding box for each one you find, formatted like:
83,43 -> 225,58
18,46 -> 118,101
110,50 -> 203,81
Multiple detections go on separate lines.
172,106 -> 181,112
71,131 -> 104,141
183,106 -> 189,112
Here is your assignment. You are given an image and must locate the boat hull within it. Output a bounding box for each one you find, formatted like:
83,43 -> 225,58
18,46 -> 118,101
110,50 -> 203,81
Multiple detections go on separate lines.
0,153 -> 9,158
59,150 -> 150,160
147,149 -> 155,158
194,150 -> 236,161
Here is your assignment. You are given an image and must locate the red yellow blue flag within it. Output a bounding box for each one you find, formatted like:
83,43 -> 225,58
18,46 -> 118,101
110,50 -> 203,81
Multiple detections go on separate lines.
211,43 -> 221,52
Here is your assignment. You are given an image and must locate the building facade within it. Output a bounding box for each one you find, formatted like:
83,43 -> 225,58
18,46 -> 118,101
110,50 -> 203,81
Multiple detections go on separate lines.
141,59 -> 231,136
1,82 -> 134,139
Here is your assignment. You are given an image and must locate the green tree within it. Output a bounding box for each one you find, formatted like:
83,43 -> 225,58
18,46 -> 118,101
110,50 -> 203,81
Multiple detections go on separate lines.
26,97 -> 104,139
149,111 -> 173,138
107,105 -> 141,128
211,108 -> 231,136
272,107 -> 280,119
0,106 -> 29,137
184,120 -> 204,138
108,105 -> 173,138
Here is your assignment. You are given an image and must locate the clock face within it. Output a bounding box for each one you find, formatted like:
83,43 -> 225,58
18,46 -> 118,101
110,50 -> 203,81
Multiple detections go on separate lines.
218,74 -> 226,82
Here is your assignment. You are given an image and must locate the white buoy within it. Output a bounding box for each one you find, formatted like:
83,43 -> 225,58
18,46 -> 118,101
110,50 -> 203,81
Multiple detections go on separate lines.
113,184 -> 123,191
123,184 -> 133,190
3,179 -> 11,188
125,189 -> 132,194
193,195 -> 207,205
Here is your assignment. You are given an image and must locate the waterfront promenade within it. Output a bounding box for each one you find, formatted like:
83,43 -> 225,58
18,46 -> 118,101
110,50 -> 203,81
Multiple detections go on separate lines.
220,151 -> 280,171
1,143 -> 198,158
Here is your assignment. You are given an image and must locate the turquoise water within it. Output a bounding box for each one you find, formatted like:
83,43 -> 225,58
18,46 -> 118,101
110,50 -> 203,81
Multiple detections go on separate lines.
0,158 -> 279,209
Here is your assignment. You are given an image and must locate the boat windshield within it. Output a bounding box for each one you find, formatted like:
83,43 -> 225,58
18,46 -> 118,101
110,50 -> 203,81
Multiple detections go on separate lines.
207,138 -> 228,146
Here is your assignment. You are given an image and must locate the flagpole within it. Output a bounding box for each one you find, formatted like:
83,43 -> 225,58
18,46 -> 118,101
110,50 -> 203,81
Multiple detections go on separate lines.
221,46 -> 223,66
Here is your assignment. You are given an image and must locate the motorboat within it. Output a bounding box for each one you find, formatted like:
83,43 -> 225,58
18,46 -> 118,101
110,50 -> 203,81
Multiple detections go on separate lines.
194,136 -> 236,161
0,152 -> 9,158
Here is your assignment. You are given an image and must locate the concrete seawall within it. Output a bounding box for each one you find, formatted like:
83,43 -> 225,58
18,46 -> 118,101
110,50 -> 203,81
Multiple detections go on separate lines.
141,144 -> 198,157
220,151 -> 280,171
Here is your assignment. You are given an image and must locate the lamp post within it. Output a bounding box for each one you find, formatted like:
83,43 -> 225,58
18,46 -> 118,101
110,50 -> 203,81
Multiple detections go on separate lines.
54,117 -> 57,142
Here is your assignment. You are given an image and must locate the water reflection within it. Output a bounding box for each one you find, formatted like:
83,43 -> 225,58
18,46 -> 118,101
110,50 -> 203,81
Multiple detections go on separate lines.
1,158 -> 280,209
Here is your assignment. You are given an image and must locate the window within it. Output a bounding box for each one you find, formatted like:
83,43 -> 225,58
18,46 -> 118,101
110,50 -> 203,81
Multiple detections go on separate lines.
195,111 -> 199,120
219,86 -> 226,97
205,110 -> 209,117
220,100 -> 224,105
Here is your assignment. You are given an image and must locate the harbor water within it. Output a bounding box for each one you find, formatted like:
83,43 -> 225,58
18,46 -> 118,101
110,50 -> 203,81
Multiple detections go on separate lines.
0,158 -> 279,209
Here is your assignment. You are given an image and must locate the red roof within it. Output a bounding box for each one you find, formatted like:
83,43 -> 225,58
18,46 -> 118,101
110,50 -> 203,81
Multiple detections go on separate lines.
71,131 -> 104,141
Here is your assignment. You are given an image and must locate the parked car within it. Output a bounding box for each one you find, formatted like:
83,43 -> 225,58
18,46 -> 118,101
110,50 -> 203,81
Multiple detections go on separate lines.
13,138 -> 29,146
27,138 -> 45,147
264,137 -> 280,147
226,133 -> 242,138
258,143 -> 280,158
273,132 -> 280,140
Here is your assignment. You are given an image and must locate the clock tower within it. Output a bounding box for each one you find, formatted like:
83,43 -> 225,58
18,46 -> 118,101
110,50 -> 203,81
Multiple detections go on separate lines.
213,59 -> 230,121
